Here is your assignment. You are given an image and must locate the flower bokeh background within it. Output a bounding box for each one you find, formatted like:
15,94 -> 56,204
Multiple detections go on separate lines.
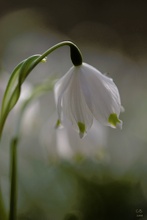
0,0 -> 147,219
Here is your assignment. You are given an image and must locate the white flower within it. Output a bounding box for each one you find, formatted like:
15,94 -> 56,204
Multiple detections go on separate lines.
54,62 -> 123,138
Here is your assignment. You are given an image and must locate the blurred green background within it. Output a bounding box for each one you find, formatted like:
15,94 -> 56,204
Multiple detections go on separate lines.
0,0 -> 147,219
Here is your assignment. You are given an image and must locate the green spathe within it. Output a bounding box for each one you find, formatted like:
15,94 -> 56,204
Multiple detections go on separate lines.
78,122 -> 86,138
108,113 -> 121,127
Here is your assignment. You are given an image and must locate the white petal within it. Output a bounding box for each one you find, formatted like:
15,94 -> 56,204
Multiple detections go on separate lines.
80,63 -> 122,126
54,66 -> 74,121
62,68 -> 93,137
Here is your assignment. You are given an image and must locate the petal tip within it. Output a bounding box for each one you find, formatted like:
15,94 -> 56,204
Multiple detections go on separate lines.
55,119 -> 63,129
78,122 -> 86,138
108,113 -> 122,129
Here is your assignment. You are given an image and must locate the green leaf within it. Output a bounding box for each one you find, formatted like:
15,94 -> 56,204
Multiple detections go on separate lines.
0,55 -> 42,137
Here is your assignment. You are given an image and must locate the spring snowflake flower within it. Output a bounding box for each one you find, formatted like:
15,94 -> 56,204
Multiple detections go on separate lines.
54,62 -> 123,138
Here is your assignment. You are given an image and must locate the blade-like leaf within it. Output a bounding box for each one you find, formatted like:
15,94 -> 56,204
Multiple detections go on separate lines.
0,55 -> 42,137
1,61 -> 25,118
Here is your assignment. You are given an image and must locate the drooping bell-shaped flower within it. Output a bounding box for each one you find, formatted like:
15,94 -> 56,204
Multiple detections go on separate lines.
54,62 -> 123,138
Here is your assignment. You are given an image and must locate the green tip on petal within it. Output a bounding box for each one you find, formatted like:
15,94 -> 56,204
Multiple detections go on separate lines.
55,119 -> 62,129
108,113 -> 122,128
78,122 -> 86,138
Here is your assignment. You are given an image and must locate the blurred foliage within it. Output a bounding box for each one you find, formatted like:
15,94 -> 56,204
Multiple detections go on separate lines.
15,159 -> 147,220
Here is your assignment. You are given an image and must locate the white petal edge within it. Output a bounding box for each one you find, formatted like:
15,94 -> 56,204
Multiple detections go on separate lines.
54,66 -> 74,122
62,67 -> 93,137
80,63 -> 122,126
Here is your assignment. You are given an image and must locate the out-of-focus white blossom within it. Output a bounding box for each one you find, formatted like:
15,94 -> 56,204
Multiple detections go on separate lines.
40,114 -> 107,160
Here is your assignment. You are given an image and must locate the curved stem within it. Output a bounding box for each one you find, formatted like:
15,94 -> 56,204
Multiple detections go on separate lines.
29,41 -> 83,72
37,41 -> 82,64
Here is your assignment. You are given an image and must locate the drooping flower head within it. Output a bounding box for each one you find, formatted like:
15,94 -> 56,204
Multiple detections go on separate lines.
0,40 -> 123,139
54,62 -> 123,138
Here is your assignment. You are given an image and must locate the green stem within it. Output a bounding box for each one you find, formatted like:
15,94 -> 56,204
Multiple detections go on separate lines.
9,137 -> 18,220
36,41 -> 82,65
0,186 -> 7,220
28,41 -> 83,75
19,41 -> 82,87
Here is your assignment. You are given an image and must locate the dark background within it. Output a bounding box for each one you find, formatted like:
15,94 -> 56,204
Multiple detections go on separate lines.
1,0 -> 147,54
